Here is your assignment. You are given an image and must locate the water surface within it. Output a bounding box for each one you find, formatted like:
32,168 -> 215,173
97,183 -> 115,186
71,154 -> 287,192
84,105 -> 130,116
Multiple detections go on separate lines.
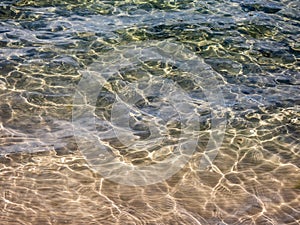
0,0 -> 300,224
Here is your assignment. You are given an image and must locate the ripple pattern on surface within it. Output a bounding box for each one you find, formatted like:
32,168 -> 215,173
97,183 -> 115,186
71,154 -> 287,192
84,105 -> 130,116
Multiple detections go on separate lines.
0,0 -> 299,224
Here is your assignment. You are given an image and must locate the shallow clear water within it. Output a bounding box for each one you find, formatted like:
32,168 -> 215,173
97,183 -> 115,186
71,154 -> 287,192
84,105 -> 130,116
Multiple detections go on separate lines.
0,0 -> 299,224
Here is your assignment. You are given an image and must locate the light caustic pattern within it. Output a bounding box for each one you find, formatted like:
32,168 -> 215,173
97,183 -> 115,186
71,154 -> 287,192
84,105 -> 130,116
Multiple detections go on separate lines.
72,41 -> 227,186
1,0 -> 300,224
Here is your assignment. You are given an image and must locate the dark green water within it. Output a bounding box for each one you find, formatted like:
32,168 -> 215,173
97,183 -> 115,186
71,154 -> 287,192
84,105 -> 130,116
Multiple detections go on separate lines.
0,0 -> 299,224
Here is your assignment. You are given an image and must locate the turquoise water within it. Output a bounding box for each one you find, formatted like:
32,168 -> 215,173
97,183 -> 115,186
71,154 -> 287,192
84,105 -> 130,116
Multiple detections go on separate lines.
0,0 -> 299,224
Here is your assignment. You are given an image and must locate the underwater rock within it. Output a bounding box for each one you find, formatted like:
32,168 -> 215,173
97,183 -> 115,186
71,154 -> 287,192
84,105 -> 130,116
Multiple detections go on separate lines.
240,0 -> 283,14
